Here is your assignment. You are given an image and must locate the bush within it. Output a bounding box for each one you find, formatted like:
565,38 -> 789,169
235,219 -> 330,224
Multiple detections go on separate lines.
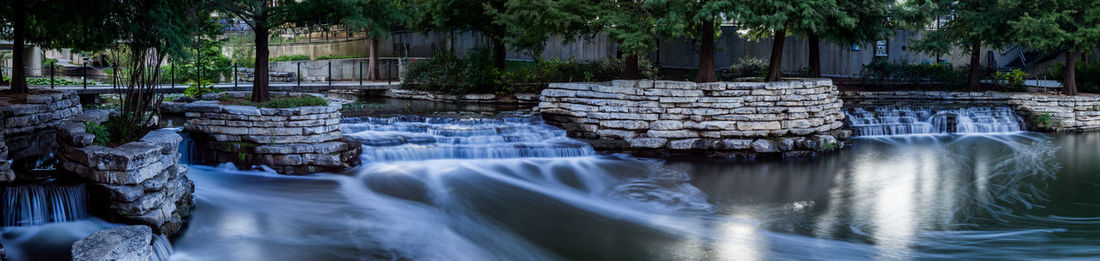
725,57 -> 768,79
993,69 -> 1028,92
403,49 -> 655,95
1047,62 -> 1100,93
317,55 -> 362,60
84,122 -> 111,146
271,55 -> 310,62
184,80 -> 217,98
860,59 -> 968,90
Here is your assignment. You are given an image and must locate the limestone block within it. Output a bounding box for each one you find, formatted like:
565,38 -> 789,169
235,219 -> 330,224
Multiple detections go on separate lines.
626,138 -> 667,148
599,120 -> 650,130
647,130 -> 699,139
72,226 -> 152,261
751,139 -> 779,153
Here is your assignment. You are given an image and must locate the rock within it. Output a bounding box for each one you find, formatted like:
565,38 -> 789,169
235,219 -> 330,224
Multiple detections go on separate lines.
72,226 -> 152,261
751,139 -> 779,153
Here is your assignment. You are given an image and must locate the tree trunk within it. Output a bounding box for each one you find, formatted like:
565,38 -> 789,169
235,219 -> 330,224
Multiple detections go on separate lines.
492,38 -> 506,70
695,21 -> 717,83
809,34 -> 822,78
1064,45 -> 1079,96
252,26 -> 271,102
766,28 -> 787,82
367,37 -> 379,80
10,0 -> 28,93
624,54 -> 640,80
966,38 -> 982,91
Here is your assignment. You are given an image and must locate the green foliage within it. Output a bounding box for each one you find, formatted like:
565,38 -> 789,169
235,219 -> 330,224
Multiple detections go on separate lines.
42,58 -> 59,67
26,78 -> 99,86
184,80 -> 217,99
993,69 -> 1029,92
403,49 -> 653,94
1047,62 -> 1100,93
860,59 -> 969,90
1035,111 -> 1054,129
725,57 -> 769,79
165,39 -> 233,84
221,95 -> 329,108
271,55 -> 310,62
84,121 -> 111,147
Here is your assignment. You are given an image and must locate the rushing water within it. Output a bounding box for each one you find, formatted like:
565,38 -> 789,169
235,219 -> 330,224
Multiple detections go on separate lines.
846,106 -> 1025,136
163,110 -> 1100,260
6,105 -> 1100,260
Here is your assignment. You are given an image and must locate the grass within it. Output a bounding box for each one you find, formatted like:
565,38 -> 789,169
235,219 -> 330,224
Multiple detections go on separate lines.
317,55 -> 363,60
271,54 -> 310,62
220,95 -> 329,108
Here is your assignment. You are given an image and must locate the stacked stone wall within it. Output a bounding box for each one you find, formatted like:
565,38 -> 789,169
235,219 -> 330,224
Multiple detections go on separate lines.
842,91 -> 1100,132
540,79 -> 848,157
182,93 -> 360,174
0,91 -> 82,160
0,130 -> 11,182
57,119 -> 193,236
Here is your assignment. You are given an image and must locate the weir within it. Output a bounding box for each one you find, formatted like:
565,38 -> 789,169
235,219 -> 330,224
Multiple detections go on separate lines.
0,183 -> 88,227
341,116 -> 596,162
845,106 -> 1025,136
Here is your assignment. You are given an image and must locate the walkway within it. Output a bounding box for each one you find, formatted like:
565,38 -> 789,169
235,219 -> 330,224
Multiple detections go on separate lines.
0,81 -> 399,95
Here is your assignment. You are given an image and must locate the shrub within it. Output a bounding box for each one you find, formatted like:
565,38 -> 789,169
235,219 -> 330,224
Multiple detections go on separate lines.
184,80 -> 217,98
993,69 -> 1028,92
271,55 -> 310,62
84,122 -> 111,147
1047,62 -> 1100,93
317,55 -> 362,60
860,59 -> 968,90
726,57 -> 768,79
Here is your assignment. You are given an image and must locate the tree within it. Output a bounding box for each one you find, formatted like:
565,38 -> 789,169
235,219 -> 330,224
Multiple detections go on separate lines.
734,0 -> 837,82
311,0 -> 411,81
598,0 -> 662,79
653,0 -> 731,83
807,0 -> 895,78
911,0 -> 1022,91
213,0 -> 297,102
1012,0 -> 1100,95
412,0 -> 596,70
0,0 -> 116,93
109,0 -> 212,141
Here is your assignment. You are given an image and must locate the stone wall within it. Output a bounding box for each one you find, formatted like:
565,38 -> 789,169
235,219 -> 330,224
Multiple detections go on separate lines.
0,91 -> 82,161
181,92 -> 360,174
57,119 -> 194,236
842,91 -> 1100,132
72,225 -> 154,261
383,89 -> 540,104
539,79 -> 848,158
0,130 -> 11,182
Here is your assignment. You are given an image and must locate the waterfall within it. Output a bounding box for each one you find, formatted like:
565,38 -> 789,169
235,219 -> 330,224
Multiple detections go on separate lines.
342,116 -> 596,162
845,106 -> 1025,136
1,183 -> 89,227
150,233 -> 174,261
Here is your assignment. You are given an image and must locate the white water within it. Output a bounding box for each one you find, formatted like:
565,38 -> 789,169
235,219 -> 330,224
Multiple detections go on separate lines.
342,116 -> 596,162
845,106 -> 1025,136
1,183 -> 88,227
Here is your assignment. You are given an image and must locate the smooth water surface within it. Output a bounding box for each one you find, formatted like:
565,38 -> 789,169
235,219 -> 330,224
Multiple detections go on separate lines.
165,115 -> 1100,260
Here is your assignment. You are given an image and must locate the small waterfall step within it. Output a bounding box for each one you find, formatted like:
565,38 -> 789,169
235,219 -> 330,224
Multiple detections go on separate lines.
1,183 -> 89,227
845,106 -> 1025,136
342,116 -> 597,162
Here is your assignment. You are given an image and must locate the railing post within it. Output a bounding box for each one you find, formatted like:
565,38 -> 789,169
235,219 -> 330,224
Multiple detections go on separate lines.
387,60 -> 393,85
233,63 -> 238,88
297,62 -> 301,86
83,62 -> 87,89
328,60 -> 332,86
171,63 -> 175,89
359,61 -> 363,86
50,64 -> 55,89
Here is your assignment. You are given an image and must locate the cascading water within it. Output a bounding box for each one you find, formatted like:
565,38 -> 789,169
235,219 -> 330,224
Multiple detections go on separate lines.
151,233 -> 174,261
845,106 -> 1025,136
341,116 -> 596,162
1,183 -> 88,227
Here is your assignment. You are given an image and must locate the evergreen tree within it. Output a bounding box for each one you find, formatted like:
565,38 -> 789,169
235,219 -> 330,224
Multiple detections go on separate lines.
911,0 -> 1022,91
598,0 -> 662,79
0,0 -> 117,93
1012,0 -> 1100,95
212,0 -> 298,102
733,0 -> 838,82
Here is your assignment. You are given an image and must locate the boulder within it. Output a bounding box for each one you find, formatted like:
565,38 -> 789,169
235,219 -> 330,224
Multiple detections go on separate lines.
71,226 -> 152,261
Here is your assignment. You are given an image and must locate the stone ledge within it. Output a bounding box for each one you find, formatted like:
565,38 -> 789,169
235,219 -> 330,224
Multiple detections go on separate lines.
541,79 -> 847,157
841,91 -> 1100,132
72,225 -> 153,261
384,89 -> 540,104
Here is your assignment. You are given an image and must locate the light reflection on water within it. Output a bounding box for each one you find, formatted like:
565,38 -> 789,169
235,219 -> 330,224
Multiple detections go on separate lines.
161,131 -> 1100,260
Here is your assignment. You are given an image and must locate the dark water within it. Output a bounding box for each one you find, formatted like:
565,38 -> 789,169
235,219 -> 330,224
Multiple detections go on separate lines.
4,111 -> 1100,260
165,118 -> 1100,260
